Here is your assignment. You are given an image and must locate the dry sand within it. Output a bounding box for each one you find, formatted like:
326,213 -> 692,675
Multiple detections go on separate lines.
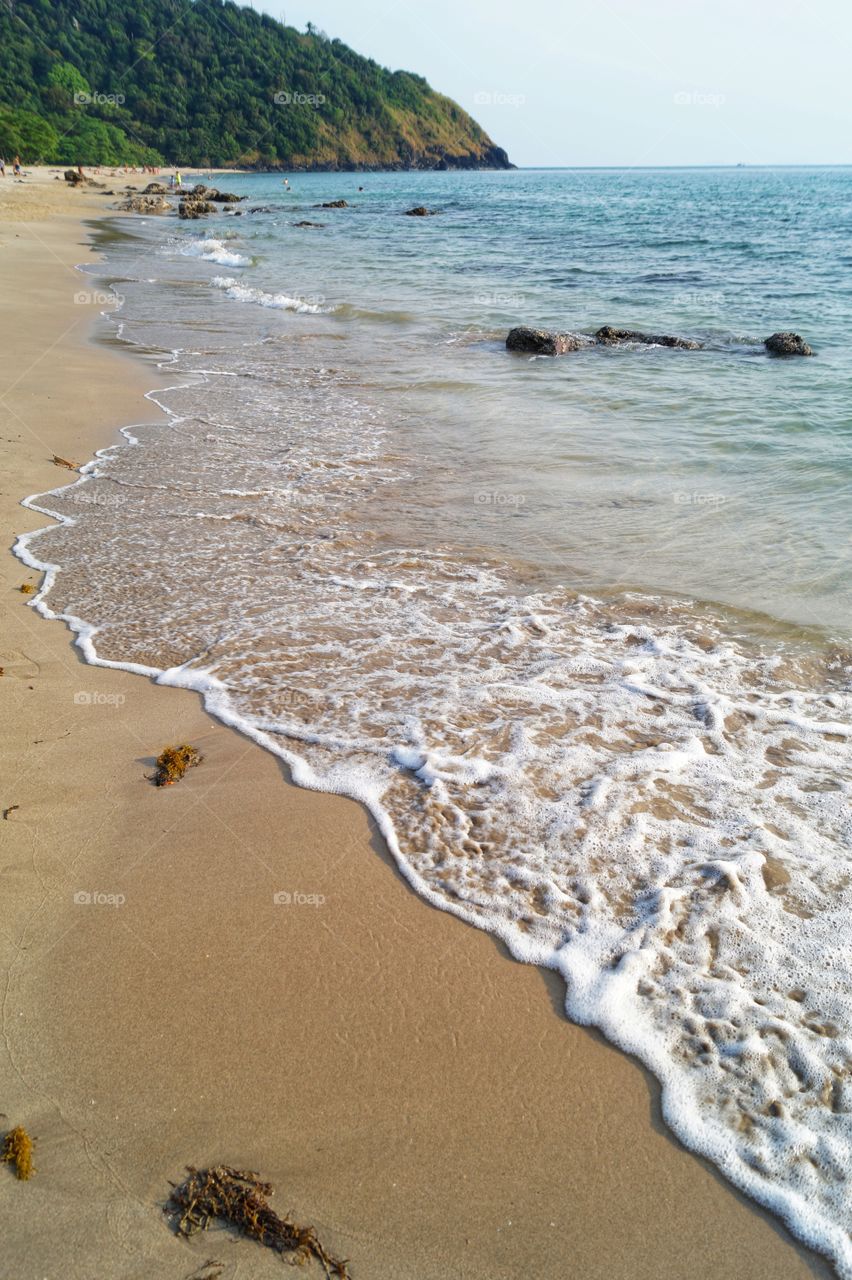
0,167 -> 834,1278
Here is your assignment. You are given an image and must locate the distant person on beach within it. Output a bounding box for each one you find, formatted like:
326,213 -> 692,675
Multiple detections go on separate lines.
13,155 -> 21,176
0,158 -> 5,177
175,170 -> 182,189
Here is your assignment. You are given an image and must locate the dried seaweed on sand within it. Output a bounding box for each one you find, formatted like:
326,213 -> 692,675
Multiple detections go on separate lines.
2,1125 -> 35,1179
165,1166 -> 349,1277
153,744 -> 202,786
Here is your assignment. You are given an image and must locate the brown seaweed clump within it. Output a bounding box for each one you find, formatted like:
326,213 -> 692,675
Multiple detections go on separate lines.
19,583 -> 36,595
165,1166 -> 349,1277
2,1125 -> 35,1179
153,744 -> 202,787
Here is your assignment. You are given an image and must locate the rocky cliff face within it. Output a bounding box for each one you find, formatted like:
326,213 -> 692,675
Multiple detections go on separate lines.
433,144 -> 514,170
286,145 -> 514,173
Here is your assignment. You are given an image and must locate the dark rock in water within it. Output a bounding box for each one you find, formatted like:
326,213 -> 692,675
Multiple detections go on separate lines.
191,183 -> 210,196
595,325 -> 701,350
211,191 -> 243,203
143,181 -> 167,194
294,220 -> 325,227
316,199 -> 348,208
178,198 -> 215,219
764,331 -> 814,357
506,326 -> 590,356
404,206 -> 439,216
64,169 -> 84,185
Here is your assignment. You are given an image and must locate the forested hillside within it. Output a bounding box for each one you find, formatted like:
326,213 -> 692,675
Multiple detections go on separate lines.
0,0 -> 512,170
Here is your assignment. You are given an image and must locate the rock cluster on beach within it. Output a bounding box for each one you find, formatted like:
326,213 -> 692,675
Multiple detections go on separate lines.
112,181 -> 245,219
506,325 -> 816,357
188,184 -> 245,205
116,192 -> 171,214
178,198 -> 216,218
63,169 -> 106,190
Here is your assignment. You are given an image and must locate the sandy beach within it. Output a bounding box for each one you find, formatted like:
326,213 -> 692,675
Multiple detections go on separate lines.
0,168 -> 834,1279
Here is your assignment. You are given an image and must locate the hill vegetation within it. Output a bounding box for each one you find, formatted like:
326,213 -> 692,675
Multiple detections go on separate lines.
0,0 -> 512,170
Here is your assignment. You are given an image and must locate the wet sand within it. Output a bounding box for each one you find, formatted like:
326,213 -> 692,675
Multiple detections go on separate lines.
0,168 -> 834,1279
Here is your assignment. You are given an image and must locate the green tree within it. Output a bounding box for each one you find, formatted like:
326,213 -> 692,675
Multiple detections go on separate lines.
0,107 -> 59,160
47,60 -> 91,102
0,0 -> 511,170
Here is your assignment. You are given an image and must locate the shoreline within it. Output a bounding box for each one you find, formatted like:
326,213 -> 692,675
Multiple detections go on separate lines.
0,169 -> 834,1279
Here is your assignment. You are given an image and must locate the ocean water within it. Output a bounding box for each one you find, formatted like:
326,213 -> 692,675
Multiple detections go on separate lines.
18,168 -> 852,1272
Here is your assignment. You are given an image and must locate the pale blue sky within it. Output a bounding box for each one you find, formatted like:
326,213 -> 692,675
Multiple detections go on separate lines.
245,0 -> 850,166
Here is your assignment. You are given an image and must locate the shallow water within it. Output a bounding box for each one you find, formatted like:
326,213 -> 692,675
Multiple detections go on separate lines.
17,167 -> 852,1274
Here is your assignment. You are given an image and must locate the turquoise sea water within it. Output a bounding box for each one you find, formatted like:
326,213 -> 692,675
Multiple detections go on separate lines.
192,165 -> 852,633
17,167 -> 852,1274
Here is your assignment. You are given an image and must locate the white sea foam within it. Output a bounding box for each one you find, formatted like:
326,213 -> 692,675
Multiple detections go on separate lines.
180,239 -> 251,267
211,276 -> 326,312
15,261 -> 852,1278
